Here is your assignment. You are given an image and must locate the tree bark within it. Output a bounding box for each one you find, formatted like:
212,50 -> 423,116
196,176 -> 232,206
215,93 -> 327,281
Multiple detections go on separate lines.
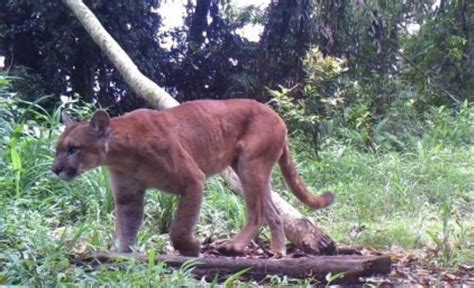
62,0 -> 336,255
80,252 -> 391,284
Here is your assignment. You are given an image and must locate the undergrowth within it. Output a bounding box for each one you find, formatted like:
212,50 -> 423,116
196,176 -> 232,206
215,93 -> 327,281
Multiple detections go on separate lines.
0,77 -> 473,285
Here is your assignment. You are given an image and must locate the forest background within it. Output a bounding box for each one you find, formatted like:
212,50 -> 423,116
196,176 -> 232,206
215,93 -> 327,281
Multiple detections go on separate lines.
0,0 -> 473,286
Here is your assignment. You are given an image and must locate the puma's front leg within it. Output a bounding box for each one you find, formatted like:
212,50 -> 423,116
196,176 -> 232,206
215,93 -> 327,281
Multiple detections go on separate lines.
109,169 -> 145,253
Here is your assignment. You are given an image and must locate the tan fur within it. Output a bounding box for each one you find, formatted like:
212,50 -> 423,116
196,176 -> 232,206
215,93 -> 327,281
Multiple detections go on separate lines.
52,99 -> 334,256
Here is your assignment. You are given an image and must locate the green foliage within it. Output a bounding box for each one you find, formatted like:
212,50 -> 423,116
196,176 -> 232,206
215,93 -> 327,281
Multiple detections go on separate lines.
253,0 -> 317,100
2,0 -> 162,113
1,0 -> 323,107
269,85 -> 319,136
269,47 -> 347,151
283,103 -> 474,266
2,0 -> 471,122
325,271 -> 345,286
403,0 -> 473,105
323,99 -> 474,153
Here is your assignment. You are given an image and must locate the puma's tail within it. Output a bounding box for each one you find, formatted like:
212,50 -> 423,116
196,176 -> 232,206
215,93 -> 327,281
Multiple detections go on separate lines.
278,141 -> 334,209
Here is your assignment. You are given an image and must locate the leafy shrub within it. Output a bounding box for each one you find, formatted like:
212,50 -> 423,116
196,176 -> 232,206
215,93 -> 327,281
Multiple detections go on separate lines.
269,47 -> 347,152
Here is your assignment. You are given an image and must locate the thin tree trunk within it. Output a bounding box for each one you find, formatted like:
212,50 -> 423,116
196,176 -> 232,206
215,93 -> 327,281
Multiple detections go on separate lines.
62,0 -> 336,255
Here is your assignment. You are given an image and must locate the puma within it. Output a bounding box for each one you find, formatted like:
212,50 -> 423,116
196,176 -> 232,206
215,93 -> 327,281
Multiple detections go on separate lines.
52,99 -> 334,256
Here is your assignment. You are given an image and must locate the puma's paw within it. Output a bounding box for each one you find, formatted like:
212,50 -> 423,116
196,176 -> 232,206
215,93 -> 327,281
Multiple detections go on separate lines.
116,245 -> 133,254
179,247 -> 200,257
216,240 -> 245,256
268,246 -> 286,258
174,238 -> 201,257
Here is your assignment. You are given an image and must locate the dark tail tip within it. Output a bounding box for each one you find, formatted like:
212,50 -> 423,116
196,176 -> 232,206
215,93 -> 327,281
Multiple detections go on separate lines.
321,191 -> 335,207
309,191 -> 334,209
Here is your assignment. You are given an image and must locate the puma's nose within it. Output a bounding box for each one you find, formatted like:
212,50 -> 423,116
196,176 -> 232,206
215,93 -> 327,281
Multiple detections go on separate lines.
52,165 -> 63,176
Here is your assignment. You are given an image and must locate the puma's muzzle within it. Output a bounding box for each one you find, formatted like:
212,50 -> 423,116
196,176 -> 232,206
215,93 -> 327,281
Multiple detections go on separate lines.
51,162 -> 79,181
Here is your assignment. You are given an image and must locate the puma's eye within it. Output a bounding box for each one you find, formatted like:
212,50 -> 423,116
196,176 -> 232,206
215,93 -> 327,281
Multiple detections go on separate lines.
67,146 -> 79,155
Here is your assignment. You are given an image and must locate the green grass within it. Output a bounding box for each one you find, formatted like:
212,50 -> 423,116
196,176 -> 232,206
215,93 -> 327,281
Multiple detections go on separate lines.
287,108 -> 474,266
0,92 -> 473,285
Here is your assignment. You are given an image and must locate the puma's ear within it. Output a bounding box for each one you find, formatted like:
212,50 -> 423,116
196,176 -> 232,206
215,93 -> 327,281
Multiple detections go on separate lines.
89,110 -> 110,136
62,112 -> 76,127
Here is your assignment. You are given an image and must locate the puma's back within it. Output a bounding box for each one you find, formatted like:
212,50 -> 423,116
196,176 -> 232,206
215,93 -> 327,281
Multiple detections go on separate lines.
103,99 -> 288,177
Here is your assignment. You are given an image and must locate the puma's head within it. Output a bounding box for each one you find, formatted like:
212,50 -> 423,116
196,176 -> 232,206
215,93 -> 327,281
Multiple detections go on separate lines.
52,111 -> 111,181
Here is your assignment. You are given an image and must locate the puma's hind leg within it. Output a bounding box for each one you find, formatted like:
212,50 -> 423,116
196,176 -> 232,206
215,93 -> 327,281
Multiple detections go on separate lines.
218,157 -> 273,255
264,183 -> 286,256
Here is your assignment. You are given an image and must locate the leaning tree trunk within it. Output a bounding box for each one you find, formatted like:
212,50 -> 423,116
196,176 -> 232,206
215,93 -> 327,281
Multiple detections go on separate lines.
62,0 -> 336,255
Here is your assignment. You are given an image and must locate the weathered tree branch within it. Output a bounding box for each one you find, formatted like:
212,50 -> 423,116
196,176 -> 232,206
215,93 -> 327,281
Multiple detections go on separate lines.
62,0 -> 336,254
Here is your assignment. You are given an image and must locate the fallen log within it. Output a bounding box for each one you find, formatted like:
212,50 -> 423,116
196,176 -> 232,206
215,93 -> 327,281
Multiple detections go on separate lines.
80,252 -> 391,284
